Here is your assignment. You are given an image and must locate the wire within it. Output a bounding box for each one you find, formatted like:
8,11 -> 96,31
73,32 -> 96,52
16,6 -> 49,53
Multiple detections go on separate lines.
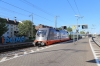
74,0 -> 81,15
0,6 -> 28,16
67,0 -> 76,14
0,0 -> 53,21
0,7 -> 47,22
20,0 -> 54,16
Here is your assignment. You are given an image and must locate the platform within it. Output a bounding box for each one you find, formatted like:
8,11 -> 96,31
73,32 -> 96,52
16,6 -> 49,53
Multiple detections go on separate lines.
0,38 -> 97,66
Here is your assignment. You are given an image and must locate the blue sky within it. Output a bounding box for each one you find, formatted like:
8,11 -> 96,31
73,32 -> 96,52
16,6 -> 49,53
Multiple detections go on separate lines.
0,0 -> 100,34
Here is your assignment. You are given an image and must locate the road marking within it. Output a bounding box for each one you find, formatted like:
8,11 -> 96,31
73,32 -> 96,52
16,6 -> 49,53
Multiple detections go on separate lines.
24,52 -> 27,55
95,53 -> 100,54
36,48 -> 39,51
0,57 -> 7,62
41,47 -> 44,50
89,38 -> 100,66
14,54 -> 18,58
30,50 -> 35,53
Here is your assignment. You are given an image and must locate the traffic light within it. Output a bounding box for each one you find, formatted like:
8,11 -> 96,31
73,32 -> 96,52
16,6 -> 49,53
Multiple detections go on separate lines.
82,25 -> 88,29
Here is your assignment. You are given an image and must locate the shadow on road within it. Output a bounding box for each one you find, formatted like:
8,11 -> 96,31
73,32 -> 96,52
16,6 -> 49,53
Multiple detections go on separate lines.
86,59 -> 96,63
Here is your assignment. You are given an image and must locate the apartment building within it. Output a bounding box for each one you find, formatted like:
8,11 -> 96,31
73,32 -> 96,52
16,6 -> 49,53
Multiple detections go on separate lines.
2,18 -> 19,37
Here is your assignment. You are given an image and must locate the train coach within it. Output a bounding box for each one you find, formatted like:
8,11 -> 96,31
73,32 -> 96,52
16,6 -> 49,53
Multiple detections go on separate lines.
69,32 -> 82,40
33,27 -> 70,46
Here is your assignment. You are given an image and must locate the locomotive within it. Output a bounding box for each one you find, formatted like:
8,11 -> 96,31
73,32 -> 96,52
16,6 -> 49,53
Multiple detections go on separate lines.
33,27 -> 70,46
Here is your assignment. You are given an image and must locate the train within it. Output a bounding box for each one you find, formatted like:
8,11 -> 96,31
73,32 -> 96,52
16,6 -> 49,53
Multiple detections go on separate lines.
33,27 -> 70,46
70,32 -> 82,40
33,27 -> 82,46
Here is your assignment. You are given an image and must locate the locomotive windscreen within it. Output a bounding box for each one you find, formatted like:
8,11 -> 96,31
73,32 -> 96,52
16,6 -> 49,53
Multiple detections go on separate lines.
37,30 -> 47,37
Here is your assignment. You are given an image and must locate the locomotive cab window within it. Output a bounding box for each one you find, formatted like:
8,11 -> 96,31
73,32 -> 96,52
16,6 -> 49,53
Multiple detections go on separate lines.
37,30 -> 47,37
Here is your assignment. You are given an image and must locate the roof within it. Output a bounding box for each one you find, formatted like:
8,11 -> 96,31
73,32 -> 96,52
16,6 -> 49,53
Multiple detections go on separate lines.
0,18 -> 19,25
6,19 -> 19,25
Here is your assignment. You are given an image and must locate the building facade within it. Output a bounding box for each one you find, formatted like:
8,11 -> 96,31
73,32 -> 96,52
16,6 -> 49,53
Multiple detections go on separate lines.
2,18 -> 19,37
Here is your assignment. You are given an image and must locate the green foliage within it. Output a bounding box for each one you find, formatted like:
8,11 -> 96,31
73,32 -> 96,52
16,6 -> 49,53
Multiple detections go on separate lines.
18,20 -> 36,38
80,31 -> 85,34
18,20 -> 33,36
0,18 -> 8,36
33,25 -> 37,38
66,27 -> 72,32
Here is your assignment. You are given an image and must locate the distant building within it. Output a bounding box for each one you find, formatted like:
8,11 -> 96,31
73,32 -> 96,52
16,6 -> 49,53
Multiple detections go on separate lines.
1,18 -> 19,37
35,24 -> 52,30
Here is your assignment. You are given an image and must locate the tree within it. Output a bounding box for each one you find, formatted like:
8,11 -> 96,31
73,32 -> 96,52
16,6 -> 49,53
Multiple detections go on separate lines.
0,18 -> 8,37
33,25 -> 37,38
80,31 -> 85,34
18,20 -> 34,37
66,27 -> 72,32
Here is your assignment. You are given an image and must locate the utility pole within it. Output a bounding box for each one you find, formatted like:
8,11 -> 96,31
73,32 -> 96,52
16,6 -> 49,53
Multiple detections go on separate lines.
75,15 -> 80,41
29,13 -> 33,37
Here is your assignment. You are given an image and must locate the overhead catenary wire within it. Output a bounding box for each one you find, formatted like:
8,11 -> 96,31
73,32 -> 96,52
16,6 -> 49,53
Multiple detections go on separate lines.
74,0 -> 81,15
20,0 -> 54,17
67,0 -> 76,14
0,7 -> 45,22
0,6 -> 28,16
0,0 -> 53,22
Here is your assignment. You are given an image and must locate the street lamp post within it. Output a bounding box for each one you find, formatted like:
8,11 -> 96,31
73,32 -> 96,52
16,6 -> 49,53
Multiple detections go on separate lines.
29,13 -> 33,37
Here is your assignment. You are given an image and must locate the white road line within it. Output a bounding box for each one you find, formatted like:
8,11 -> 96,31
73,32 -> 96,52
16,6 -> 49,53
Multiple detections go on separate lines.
14,54 -> 18,58
95,53 -> 100,55
45,46 -> 48,48
0,57 -> 7,62
36,48 -> 39,51
30,50 -> 35,53
41,47 -> 44,50
89,38 -> 100,66
24,52 -> 27,55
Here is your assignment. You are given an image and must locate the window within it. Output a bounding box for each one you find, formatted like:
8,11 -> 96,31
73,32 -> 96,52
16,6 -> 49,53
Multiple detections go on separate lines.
37,30 -> 47,37
7,32 -> 9,34
11,28 -> 13,31
11,24 -> 13,26
6,24 -> 9,27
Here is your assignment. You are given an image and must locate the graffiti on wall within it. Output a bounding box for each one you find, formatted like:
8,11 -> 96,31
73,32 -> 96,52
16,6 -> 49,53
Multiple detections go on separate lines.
3,36 -> 25,44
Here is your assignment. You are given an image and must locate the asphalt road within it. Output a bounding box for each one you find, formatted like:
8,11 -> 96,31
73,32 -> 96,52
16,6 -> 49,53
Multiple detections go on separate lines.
0,38 -> 97,66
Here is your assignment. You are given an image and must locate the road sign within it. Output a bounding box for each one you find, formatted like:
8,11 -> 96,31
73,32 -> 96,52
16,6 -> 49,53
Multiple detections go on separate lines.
82,25 -> 88,29
72,25 -> 76,30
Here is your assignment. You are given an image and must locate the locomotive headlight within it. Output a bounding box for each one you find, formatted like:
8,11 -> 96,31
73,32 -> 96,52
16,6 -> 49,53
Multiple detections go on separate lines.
33,42 -> 36,46
41,42 -> 45,46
